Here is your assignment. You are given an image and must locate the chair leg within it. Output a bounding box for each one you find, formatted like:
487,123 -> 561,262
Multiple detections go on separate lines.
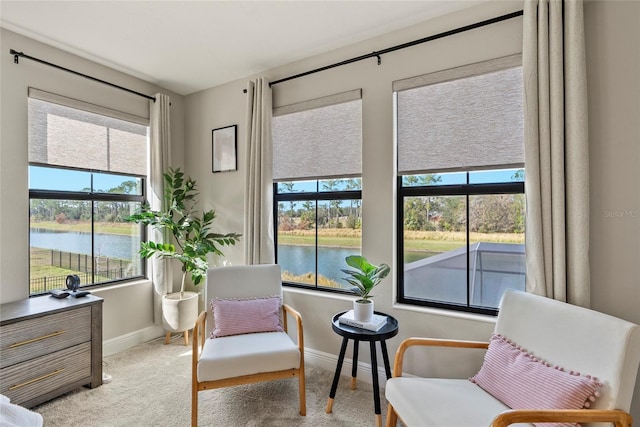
165,331 -> 171,345
184,329 -> 189,346
191,386 -> 198,427
298,370 -> 306,416
385,404 -> 398,427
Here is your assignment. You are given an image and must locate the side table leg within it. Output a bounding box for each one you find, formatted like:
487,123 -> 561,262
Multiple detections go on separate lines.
326,337 -> 349,413
380,339 -> 392,379
351,339 -> 359,390
370,340 -> 382,426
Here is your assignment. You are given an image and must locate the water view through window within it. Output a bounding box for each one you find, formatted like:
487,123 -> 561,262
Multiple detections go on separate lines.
275,179 -> 362,290
29,168 -> 145,294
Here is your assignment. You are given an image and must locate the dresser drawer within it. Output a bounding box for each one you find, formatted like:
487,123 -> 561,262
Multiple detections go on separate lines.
0,306 -> 91,369
0,342 -> 91,406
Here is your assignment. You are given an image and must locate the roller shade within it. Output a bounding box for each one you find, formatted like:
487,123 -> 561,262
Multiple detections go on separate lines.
395,55 -> 523,175
28,88 -> 148,176
272,89 -> 362,181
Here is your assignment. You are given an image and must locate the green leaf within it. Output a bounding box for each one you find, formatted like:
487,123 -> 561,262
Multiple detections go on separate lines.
342,255 -> 390,299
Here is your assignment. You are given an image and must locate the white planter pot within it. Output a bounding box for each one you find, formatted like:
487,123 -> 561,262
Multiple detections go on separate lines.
162,291 -> 199,332
353,299 -> 374,323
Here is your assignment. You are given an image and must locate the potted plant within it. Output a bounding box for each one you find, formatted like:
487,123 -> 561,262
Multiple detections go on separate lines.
127,168 -> 240,338
341,255 -> 390,322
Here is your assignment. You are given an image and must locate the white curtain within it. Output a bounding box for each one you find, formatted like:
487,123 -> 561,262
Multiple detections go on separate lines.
149,93 -> 172,321
243,78 -> 275,264
523,0 -> 590,306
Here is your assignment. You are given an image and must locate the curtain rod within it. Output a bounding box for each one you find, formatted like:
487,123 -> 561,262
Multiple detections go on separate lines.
257,9 -> 523,91
10,49 -> 156,102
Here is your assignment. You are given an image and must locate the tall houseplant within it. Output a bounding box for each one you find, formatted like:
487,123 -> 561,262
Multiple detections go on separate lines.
341,255 -> 390,322
127,168 -> 240,342
127,167 -> 241,294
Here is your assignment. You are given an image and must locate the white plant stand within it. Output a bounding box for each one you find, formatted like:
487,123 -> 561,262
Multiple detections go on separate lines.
162,291 -> 199,345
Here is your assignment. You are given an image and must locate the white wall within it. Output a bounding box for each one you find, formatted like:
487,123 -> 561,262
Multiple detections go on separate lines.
584,0 -> 640,417
185,0 -> 640,418
0,29 -> 185,349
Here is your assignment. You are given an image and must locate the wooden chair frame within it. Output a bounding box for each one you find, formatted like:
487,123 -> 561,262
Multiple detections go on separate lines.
385,337 -> 634,427
191,303 -> 306,426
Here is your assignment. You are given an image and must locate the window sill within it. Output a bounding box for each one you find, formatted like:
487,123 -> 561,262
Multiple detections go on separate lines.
283,286 -> 357,303
391,301 -> 497,324
88,278 -> 152,295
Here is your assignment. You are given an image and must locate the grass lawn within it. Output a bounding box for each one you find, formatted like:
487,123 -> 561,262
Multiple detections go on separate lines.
278,229 -> 524,252
30,221 -> 136,235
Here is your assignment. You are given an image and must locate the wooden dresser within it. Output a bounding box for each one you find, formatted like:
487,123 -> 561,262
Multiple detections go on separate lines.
0,295 -> 103,408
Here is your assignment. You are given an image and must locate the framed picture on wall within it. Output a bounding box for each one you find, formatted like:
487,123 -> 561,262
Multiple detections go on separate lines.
212,125 -> 237,173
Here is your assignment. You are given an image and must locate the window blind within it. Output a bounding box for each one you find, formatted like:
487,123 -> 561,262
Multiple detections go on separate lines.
395,54 -> 523,175
28,88 -> 148,176
272,89 -> 362,181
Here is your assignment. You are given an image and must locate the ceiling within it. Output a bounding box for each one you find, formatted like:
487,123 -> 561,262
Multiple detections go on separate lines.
1,1 -> 486,96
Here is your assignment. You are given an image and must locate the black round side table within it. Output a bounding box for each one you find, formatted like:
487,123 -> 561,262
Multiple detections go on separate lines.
325,310 -> 399,427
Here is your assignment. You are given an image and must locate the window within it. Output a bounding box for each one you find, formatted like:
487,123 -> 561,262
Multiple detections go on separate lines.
272,90 -> 362,291
28,88 -> 148,295
395,55 -> 525,314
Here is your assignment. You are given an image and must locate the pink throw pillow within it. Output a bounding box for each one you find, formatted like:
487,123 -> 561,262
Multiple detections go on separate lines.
470,334 -> 602,427
210,296 -> 283,338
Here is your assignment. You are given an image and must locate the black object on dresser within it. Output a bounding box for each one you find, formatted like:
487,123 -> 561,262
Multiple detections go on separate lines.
0,295 -> 103,408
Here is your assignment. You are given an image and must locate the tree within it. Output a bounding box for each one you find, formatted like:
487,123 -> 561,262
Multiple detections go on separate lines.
299,200 -> 315,229
439,196 -> 465,232
281,182 -> 297,219
322,179 -> 341,227
345,178 -> 362,222
402,174 -> 443,231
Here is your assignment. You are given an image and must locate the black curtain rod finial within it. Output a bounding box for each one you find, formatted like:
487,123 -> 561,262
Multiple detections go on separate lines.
10,49 -> 23,64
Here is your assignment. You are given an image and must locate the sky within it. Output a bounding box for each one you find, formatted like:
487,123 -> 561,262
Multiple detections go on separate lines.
29,166 -> 141,194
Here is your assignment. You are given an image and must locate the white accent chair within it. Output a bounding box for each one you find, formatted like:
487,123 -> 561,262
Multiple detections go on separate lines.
385,289 -> 640,427
191,264 -> 305,426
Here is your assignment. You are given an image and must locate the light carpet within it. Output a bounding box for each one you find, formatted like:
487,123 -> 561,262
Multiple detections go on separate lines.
33,336 -> 389,426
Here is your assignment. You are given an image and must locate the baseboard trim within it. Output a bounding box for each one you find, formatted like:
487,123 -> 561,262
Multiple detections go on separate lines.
103,325 -> 164,356
303,347 -> 388,389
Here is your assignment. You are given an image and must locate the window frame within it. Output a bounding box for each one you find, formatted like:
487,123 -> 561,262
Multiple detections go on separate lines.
397,174 -> 524,315
28,166 -> 147,295
274,180 -> 362,294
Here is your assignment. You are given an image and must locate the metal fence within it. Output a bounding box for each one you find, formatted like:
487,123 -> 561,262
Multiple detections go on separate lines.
29,268 -> 131,294
30,248 -> 137,294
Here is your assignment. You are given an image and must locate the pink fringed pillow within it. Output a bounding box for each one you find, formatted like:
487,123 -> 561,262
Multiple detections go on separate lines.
470,334 -> 602,427
210,295 -> 283,338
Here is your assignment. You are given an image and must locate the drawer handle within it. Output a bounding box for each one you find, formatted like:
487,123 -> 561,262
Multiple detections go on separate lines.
9,330 -> 65,348
8,369 -> 65,390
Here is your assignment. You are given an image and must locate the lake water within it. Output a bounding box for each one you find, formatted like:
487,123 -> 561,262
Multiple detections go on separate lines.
30,229 -> 139,260
277,245 -> 356,284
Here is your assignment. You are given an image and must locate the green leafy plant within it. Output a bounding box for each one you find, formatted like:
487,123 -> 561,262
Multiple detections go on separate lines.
341,255 -> 390,302
126,168 -> 240,293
